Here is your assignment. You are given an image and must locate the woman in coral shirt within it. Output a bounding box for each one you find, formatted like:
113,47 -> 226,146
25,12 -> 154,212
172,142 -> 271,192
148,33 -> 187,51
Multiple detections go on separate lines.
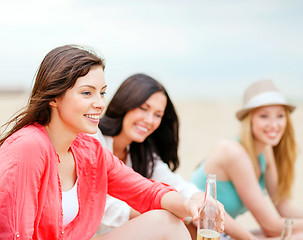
0,45 -> 204,240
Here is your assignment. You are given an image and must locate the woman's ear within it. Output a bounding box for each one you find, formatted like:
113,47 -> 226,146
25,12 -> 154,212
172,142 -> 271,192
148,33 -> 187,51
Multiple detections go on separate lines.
49,99 -> 58,107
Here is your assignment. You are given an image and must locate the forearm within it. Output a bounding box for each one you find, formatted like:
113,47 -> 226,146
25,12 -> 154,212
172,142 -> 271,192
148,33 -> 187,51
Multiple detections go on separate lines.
276,198 -> 303,218
224,213 -> 259,240
275,199 -> 303,233
190,192 -> 204,202
292,219 -> 303,233
161,191 -> 199,220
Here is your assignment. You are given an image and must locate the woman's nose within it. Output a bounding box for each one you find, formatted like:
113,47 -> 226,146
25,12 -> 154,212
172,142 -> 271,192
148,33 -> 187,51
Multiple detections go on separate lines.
144,112 -> 154,123
268,118 -> 280,129
93,94 -> 106,110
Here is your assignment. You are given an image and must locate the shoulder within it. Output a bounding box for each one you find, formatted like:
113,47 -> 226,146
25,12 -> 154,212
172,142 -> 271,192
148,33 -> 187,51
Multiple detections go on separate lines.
206,139 -> 251,174
206,139 -> 255,181
0,124 -> 55,173
2,124 -> 52,153
75,132 -> 104,152
211,139 -> 247,161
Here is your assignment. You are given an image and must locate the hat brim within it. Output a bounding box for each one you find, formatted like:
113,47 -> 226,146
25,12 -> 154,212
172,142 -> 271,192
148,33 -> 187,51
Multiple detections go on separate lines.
236,103 -> 296,120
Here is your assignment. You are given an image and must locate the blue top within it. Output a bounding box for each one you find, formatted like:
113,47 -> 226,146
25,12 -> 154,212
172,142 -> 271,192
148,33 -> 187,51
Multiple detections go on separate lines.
191,154 -> 267,218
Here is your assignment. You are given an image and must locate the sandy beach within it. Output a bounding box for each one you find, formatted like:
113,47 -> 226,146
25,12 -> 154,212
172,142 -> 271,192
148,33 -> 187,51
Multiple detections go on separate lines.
1,93 -> 302,231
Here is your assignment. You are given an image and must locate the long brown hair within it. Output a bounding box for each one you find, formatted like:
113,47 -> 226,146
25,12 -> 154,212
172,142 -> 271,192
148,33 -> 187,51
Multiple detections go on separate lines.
0,45 -> 105,146
99,73 -> 179,178
240,109 -> 296,202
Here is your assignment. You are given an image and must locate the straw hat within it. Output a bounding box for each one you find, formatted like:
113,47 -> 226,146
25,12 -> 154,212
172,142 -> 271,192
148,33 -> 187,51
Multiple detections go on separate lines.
236,79 -> 296,120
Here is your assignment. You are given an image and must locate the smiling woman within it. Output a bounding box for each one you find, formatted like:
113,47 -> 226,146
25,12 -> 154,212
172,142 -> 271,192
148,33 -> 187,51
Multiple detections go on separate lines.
119,91 -> 167,147
0,45 -> 206,240
92,73 -> 226,240
191,79 -> 303,239
96,73 -> 180,178
251,105 -> 287,150
49,66 -> 107,136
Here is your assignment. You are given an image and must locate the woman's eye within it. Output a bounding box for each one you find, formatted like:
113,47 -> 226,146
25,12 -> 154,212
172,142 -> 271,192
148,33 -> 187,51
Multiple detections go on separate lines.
260,114 -> 268,118
100,91 -> 106,96
82,91 -> 91,96
139,106 -> 147,111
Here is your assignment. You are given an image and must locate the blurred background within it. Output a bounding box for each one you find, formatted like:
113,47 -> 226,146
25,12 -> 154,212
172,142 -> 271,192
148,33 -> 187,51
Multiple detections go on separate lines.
0,0 -> 302,101
1,0 -> 303,230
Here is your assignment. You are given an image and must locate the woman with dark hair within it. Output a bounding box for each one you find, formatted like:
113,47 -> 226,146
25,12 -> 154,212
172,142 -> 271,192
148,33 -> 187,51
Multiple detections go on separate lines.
0,45 -> 206,240
99,73 -> 179,178
93,74 -> 225,239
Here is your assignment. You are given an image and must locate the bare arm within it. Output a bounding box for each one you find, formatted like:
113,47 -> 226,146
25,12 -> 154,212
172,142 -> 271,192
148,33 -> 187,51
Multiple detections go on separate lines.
224,212 -> 259,240
161,191 -> 202,221
264,147 -> 303,218
205,141 -> 285,237
263,146 -> 303,234
193,140 -> 303,238
226,145 -> 285,237
276,198 -> 303,218
190,190 -> 260,239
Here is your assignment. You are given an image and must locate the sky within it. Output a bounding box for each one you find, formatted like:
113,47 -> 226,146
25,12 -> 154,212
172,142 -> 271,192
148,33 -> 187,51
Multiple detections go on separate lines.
0,0 -> 302,101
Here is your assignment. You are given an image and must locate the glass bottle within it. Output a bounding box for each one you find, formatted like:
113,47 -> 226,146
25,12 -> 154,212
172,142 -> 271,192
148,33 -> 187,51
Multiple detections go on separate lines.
197,174 -> 221,240
280,218 -> 293,240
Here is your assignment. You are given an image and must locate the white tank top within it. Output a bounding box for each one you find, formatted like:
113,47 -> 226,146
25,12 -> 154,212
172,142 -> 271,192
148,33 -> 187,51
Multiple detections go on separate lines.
62,180 -> 79,226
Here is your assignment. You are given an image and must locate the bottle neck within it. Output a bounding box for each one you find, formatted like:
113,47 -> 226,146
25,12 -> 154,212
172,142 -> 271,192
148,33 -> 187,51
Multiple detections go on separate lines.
198,174 -> 220,234
204,174 -> 217,202
281,219 -> 293,240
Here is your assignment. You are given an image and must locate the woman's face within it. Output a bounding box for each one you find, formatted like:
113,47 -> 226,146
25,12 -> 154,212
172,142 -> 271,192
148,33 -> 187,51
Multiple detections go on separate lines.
120,91 -> 167,144
251,105 -> 287,147
50,66 -> 107,135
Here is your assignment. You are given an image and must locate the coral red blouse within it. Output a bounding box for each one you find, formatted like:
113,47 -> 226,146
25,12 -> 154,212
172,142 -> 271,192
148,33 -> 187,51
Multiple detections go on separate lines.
0,124 -> 174,239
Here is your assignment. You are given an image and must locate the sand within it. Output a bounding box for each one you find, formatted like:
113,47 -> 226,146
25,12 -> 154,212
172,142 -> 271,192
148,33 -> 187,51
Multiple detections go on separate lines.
1,93 -> 302,231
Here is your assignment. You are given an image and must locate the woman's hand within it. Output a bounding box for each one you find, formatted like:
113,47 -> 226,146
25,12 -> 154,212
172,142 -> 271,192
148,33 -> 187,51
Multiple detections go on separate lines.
188,192 -> 225,233
161,191 -> 225,233
185,198 -> 204,222
185,198 -> 225,233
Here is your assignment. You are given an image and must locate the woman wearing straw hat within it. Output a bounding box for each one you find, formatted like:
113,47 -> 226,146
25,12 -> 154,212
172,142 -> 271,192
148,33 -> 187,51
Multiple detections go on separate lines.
191,79 -> 303,239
